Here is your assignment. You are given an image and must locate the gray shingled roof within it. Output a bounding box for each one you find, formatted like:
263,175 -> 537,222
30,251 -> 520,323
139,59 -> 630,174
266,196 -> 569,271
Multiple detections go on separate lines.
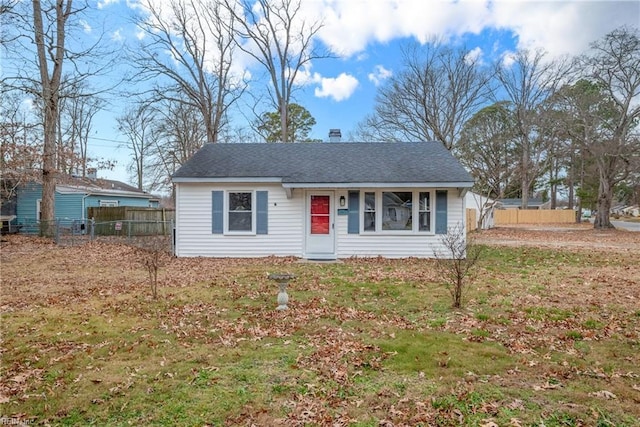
172,142 -> 474,185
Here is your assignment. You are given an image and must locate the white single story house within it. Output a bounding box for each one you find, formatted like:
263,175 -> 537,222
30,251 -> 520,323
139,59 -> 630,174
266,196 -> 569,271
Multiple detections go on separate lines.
171,142 -> 474,259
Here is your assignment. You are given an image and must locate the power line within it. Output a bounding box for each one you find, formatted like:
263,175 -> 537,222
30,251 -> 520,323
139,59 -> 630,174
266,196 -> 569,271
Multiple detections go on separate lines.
87,135 -> 128,144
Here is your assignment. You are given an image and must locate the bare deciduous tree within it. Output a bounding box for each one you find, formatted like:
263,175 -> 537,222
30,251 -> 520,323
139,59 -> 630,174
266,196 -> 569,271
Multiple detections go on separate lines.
0,92 -> 41,210
495,48 -> 570,208
0,0 -> 20,49
32,0 -> 73,230
583,27 -> 640,229
132,0 -> 243,144
117,104 -> 156,190
58,81 -> 104,177
223,0 -> 328,143
4,0 -> 118,229
144,99 -> 207,193
357,42 -> 493,149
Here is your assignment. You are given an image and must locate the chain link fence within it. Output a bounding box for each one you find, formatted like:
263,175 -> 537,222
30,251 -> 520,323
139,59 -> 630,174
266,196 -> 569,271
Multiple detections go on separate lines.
15,218 -> 175,253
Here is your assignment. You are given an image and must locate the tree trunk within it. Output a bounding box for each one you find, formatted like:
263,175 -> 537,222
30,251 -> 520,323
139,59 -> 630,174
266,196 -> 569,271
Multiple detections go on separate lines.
205,107 -> 218,143
520,136 -> 530,209
577,148 -> 586,222
549,144 -> 557,210
41,99 -> 58,235
593,162 -> 615,229
567,150 -> 575,211
32,0 -> 68,235
137,157 -> 143,190
280,100 -> 288,143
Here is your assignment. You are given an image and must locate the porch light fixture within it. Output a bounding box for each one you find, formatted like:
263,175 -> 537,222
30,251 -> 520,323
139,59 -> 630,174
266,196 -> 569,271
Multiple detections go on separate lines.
339,195 -> 346,207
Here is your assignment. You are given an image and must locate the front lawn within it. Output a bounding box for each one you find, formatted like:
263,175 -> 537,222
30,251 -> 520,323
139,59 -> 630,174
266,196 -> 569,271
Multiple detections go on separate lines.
1,236 -> 639,425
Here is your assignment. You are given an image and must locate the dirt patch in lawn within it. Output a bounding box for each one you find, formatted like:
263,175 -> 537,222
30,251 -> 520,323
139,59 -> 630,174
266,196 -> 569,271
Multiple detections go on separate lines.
474,223 -> 640,251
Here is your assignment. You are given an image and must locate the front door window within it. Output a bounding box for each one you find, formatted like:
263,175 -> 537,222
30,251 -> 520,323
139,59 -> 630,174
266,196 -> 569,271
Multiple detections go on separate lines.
310,195 -> 330,234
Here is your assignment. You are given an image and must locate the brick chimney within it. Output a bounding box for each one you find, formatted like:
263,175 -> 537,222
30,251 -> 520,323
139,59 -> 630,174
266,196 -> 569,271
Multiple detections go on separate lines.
328,129 -> 341,142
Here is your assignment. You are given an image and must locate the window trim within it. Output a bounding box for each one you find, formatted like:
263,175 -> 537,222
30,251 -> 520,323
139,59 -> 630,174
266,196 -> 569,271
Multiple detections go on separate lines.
363,191 -> 376,232
418,191 -> 432,232
360,189 -> 434,234
99,199 -> 119,207
225,190 -> 256,234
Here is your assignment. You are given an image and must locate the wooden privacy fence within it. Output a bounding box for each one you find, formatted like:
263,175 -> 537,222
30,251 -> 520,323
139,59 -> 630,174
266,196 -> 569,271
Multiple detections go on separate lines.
466,208 -> 477,231
88,207 -> 175,236
494,209 -> 575,225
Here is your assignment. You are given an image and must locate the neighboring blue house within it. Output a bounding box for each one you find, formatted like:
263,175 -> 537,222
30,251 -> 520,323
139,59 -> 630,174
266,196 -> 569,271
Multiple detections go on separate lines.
16,174 -> 158,226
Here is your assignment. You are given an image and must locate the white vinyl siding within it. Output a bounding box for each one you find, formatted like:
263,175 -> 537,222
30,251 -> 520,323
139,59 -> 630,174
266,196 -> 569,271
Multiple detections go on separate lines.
336,189 -> 464,258
175,184 -> 466,259
175,183 -> 303,257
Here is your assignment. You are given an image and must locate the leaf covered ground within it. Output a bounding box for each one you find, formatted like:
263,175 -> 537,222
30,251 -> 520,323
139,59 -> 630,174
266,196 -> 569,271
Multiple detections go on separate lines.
1,228 -> 639,426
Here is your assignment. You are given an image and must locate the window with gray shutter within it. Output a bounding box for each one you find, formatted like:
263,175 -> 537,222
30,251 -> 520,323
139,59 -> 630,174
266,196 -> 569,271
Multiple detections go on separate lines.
256,191 -> 268,234
212,191 -> 224,234
347,191 -> 359,234
435,190 -> 448,234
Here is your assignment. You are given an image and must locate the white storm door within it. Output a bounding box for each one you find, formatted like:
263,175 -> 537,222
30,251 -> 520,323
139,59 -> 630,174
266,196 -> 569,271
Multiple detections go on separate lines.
305,192 -> 335,258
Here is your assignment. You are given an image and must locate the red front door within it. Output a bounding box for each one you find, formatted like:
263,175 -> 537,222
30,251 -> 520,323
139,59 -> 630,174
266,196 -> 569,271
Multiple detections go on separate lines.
306,192 -> 335,259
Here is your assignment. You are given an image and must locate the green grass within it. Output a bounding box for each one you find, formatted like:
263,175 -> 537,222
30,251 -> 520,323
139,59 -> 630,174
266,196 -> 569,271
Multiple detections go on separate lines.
525,306 -> 574,321
376,329 -> 512,377
1,238 -> 639,425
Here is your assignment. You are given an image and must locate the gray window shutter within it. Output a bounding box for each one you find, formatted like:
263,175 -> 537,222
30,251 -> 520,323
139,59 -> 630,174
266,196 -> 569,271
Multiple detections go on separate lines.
348,191 -> 359,234
256,191 -> 268,234
435,190 -> 448,234
212,191 -> 224,234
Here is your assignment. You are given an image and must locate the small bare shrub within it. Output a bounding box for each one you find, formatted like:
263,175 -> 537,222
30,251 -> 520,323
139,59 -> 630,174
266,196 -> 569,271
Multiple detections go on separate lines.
433,224 -> 483,308
136,238 -> 170,299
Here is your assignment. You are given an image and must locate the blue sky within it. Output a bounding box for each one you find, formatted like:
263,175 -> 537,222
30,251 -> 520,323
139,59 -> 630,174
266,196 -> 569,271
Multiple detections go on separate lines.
72,0 -> 640,183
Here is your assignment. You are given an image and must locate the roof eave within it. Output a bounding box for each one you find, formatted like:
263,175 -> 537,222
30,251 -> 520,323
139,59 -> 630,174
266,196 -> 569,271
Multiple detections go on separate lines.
56,185 -> 154,199
281,182 -> 474,189
88,190 -> 155,199
172,177 -> 283,183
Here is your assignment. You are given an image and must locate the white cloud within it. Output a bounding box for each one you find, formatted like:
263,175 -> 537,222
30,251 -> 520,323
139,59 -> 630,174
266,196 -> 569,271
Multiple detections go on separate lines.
368,65 -> 392,87
313,0 -> 639,59
314,73 -> 359,102
294,65 -> 358,101
317,0 -> 491,58
355,52 -> 369,62
500,51 -> 517,68
97,0 -> 119,10
487,1 -> 639,57
293,64 -> 323,86
79,19 -> 92,34
464,47 -> 484,65
20,97 -> 35,112
111,29 -> 124,42
126,0 -> 145,11
125,0 -> 639,105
